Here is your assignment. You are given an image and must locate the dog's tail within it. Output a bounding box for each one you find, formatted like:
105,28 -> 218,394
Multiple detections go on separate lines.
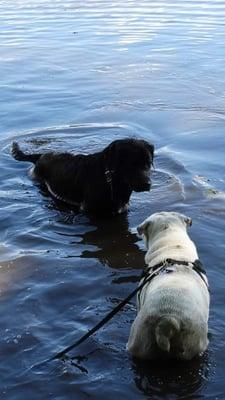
155,316 -> 180,353
11,142 -> 42,164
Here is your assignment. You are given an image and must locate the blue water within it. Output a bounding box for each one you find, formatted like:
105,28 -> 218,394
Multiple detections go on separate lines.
1,1 -> 225,399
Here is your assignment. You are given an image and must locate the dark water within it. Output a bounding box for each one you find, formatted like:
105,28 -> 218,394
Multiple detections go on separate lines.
1,1 -> 225,399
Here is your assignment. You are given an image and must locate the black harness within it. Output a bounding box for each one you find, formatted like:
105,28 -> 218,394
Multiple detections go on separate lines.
137,258 -> 208,305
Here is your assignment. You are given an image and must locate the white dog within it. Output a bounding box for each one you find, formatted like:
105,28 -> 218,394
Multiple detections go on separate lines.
127,211 -> 210,360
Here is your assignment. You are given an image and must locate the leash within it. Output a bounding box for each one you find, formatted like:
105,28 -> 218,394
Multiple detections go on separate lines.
49,258 -> 207,362
49,265 -> 161,362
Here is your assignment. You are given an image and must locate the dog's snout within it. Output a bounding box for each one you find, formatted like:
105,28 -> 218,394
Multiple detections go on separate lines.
142,171 -> 151,191
144,181 -> 151,191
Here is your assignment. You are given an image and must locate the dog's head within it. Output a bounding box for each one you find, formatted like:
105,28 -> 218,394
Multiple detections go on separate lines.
137,211 -> 192,247
103,138 -> 154,192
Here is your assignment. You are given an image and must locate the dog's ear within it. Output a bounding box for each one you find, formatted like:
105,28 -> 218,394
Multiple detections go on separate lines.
137,220 -> 151,236
185,216 -> 192,227
179,214 -> 192,227
146,143 -> 154,159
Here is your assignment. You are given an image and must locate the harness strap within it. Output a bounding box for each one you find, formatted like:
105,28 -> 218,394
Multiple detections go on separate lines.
138,258 -> 208,305
142,258 -> 208,287
148,258 -> 206,274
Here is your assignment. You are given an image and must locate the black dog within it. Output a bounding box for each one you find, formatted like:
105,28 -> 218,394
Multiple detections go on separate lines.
11,138 -> 154,215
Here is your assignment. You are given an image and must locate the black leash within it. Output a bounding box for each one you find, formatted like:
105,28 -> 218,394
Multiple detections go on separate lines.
49,258 -> 207,362
49,265 -> 161,362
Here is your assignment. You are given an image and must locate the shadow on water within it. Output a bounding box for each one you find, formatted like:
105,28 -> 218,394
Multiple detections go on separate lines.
79,213 -> 145,271
41,188 -> 146,272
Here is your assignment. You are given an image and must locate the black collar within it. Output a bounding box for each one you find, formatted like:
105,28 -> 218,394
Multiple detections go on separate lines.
104,168 -> 115,202
104,168 -> 114,185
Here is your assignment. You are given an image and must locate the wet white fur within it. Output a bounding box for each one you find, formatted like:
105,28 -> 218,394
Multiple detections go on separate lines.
127,211 -> 210,360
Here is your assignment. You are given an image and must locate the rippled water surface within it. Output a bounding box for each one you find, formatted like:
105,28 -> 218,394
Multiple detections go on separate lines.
1,1 -> 225,399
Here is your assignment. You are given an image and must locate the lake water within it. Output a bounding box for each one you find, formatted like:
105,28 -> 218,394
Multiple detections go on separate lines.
1,0 -> 225,399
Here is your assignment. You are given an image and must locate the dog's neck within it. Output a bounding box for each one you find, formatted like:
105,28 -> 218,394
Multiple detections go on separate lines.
103,165 -> 132,213
104,168 -> 114,193
145,226 -> 198,267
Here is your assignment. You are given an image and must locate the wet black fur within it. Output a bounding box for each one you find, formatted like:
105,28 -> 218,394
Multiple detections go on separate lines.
11,138 -> 154,215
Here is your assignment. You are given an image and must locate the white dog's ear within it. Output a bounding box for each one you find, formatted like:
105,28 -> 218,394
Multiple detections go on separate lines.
180,214 -> 192,227
185,217 -> 192,227
137,220 -> 151,236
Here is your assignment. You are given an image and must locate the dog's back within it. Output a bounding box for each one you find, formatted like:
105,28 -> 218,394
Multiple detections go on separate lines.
127,269 -> 209,360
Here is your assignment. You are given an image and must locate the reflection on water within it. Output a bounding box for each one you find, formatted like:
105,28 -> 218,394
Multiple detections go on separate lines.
132,352 -> 212,399
80,214 -> 144,270
1,0 -> 225,399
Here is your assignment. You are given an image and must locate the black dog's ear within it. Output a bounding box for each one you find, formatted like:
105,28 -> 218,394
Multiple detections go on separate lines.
141,141 -> 154,167
146,143 -> 154,159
